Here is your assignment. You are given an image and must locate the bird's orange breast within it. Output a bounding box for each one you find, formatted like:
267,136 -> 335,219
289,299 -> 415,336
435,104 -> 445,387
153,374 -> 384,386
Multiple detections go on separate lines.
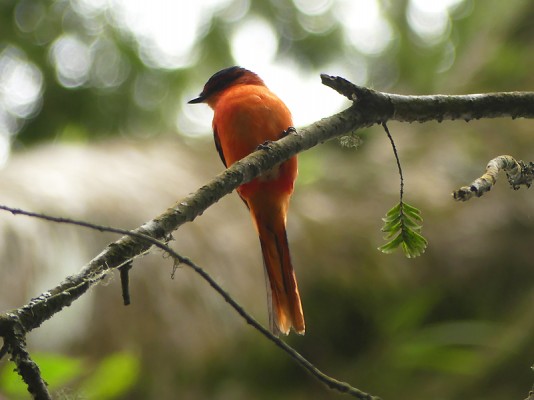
212,85 -> 293,167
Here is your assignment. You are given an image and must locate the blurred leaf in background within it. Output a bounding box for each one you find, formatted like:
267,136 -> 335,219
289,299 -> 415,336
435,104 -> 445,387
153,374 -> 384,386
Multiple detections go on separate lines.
79,352 -> 141,400
0,351 -> 139,399
1,0 -> 475,152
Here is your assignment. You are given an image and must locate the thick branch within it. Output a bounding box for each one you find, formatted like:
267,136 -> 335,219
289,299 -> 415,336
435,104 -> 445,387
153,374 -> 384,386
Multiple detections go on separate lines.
321,74 -> 534,121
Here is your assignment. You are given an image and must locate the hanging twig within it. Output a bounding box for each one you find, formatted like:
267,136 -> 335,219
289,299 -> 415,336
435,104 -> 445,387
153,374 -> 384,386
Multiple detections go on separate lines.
119,261 -> 133,305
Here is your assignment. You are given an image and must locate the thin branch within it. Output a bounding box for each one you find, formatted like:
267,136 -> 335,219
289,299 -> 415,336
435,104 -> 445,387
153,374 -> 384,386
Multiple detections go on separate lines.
0,205 -> 379,400
452,155 -> 534,201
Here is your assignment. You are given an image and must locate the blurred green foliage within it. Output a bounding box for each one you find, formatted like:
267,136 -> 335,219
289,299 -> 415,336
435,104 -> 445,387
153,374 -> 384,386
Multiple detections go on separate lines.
0,353 -> 83,397
79,352 -> 141,400
0,0 -> 483,145
0,351 -> 140,399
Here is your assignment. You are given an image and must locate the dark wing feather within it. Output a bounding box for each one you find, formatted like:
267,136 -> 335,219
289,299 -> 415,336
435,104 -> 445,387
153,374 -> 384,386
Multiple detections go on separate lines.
213,125 -> 227,167
213,125 -> 249,209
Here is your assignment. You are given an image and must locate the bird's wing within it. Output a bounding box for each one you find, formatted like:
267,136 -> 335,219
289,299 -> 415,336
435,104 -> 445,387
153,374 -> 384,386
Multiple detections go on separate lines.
213,124 -> 227,167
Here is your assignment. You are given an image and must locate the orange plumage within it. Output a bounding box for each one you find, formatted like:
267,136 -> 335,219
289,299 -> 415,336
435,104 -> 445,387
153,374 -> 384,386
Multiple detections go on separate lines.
189,66 -> 305,335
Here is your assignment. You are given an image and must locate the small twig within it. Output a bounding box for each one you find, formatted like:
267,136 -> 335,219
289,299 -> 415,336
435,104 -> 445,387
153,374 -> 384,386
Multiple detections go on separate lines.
382,122 -> 404,202
119,262 -> 133,305
453,155 -> 534,201
0,205 -> 153,238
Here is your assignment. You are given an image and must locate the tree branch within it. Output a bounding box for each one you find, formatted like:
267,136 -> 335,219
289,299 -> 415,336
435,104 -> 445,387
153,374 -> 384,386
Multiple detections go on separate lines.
321,74 -> 534,121
452,155 -> 534,200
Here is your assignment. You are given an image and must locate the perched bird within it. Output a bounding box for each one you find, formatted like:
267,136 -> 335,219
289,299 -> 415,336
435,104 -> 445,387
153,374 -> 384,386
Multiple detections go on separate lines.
189,66 -> 305,335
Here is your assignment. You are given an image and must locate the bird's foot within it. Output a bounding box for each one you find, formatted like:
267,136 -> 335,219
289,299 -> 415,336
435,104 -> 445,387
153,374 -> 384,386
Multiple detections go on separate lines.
257,140 -> 273,151
281,126 -> 297,138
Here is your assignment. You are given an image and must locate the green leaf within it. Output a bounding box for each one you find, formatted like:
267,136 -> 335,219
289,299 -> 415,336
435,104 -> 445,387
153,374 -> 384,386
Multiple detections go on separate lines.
402,202 -> 422,216
402,230 -> 428,258
378,233 -> 405,254
382,219 -> 402,236
382,213 -> 400,224
400,215 -> 421,230
403,202 -> 424,222
385,203 -> 402,217
378,202 -> 427,258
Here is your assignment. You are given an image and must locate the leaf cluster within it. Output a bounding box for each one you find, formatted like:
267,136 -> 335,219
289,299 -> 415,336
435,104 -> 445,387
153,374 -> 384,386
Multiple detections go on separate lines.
378,202 -> 427,258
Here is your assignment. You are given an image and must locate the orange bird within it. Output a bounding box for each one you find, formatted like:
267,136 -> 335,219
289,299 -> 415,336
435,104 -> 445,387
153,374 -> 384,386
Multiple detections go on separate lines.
189,66 -> 305,335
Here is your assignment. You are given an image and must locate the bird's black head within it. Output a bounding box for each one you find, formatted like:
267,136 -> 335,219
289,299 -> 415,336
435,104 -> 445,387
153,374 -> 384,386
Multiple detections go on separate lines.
188,66 -> 264,104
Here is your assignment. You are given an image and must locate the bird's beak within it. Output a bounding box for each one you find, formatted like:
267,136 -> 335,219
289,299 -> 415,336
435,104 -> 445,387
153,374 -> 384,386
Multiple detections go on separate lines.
188,95 -> 205,104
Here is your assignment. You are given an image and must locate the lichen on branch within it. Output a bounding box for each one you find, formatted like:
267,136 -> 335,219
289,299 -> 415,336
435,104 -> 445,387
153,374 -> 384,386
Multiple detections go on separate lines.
453,155 -> 534,201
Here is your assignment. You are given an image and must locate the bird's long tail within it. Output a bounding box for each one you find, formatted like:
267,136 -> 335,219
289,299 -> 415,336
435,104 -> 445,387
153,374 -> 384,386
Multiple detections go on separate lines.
254,211 -> 305,336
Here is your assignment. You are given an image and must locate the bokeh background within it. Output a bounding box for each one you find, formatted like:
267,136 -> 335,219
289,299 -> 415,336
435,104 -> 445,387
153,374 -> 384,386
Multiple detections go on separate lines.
1,0 -> 534,399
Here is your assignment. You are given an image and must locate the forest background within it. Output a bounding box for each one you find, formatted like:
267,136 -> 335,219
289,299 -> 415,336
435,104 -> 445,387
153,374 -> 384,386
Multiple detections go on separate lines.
0,0 -> 533,399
